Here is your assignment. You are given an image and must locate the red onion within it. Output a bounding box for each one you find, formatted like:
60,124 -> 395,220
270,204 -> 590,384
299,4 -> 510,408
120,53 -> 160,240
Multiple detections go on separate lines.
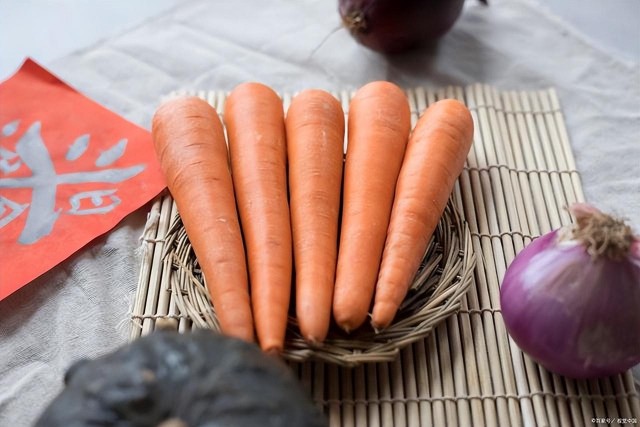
338,0 -> 487,54
500,203 -> 640,379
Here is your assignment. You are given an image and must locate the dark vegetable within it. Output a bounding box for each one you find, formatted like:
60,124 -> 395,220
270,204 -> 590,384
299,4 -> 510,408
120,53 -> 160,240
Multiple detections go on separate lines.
338,0 -> 487,53
500,203 -> 640,379
36,330 -> 327,427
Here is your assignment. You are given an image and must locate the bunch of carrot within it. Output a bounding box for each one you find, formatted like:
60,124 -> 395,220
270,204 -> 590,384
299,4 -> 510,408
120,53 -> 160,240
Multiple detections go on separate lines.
151,81 -> 474,355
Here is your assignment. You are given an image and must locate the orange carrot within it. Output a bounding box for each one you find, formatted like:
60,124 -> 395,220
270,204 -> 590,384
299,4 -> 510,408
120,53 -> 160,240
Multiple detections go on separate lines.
224,82 -> 292,354
372,99 -> 474,330
151,96 -> 254,342
285,89 -> 345,344
332,81 -> 411,332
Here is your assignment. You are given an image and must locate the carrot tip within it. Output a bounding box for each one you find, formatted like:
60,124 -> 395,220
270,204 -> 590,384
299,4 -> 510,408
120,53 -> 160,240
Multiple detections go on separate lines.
371,316 -> 393,331
335,313 -> 367,334
370,314 -> 386,333
264,347 -> 283,358
304,336 -> 324,348
371,322 -> 384,334
304,334 -> 318,343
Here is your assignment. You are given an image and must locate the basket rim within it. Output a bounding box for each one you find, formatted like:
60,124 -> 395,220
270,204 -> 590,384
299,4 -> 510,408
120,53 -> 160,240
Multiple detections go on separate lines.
160,197 -> 476,367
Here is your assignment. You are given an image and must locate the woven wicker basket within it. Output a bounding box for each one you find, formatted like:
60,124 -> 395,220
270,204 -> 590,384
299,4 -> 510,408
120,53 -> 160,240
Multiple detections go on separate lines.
160,197 -> 475,367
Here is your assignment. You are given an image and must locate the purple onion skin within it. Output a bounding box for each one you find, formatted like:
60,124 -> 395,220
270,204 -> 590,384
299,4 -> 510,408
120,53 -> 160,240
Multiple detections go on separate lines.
338,0 -> 466,54
500,230 -> 640,379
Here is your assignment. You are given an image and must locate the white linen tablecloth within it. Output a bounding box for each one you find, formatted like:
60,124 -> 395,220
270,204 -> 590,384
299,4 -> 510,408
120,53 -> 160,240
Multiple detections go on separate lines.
1,0 -> 638,424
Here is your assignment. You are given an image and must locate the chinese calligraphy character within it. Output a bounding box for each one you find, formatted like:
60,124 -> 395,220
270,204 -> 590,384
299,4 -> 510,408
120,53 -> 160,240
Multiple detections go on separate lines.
0,120 -> 145,244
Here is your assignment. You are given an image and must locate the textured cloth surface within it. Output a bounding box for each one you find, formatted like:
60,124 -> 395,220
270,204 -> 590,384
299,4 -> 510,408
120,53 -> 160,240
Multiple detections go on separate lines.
1,0 -> 638,425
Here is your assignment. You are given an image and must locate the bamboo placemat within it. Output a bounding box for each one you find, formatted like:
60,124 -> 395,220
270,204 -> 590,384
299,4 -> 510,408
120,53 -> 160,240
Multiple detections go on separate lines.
131,84 -> 640,427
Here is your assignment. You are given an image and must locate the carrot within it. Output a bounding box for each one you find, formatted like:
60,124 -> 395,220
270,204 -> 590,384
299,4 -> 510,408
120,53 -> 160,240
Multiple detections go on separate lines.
224,82 -> 292,354
151,96 -> 254,342
332,81 -> 411,332
371,98 -> 474,330
285,89 -> 345,344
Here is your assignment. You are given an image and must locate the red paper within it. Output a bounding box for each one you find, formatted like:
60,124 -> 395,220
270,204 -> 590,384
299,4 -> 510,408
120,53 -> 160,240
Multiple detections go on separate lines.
0,59 -> 166,300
